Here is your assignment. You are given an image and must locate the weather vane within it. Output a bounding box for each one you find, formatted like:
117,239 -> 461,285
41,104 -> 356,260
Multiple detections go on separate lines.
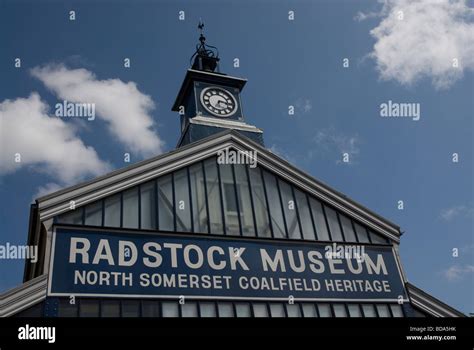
190,19 -> 220,72
198,19 -> 204,34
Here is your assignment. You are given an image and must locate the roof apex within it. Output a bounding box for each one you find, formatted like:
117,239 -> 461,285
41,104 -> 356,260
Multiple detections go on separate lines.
35,129 -> 401,241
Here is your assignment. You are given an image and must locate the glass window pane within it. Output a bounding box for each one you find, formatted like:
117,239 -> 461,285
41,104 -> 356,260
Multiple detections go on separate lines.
234,164 -> 255,237
376,304 -> 391,317
294,190 -> 315,240
57,208 -> 83,225
279,181 -> 301,239
235,302 -> 251,317
248,167 -> 271,237
199,302 -> 217,317
309,198 -> 330,241
252,303 -> 269,317
269,303 -> 285,317
58,299 -> 78,317
347,304 -> 362,317
354,222 -> 370,243
162,301 -> 179,317
157,174 -> 174,231
204,158 -> 224,235
104,194 -> 120,228
101,300 -> 120,317
317,303 -> 332,317
390,304 -> 404,317
325,206 -> 343,241
333,304 -> 348,317
85,201 -> 102,226
189,163 -> 208,233
141,300 -> 160,317
370,230 -> 389,245
174,168 -> 192,232
224,183 -> 238,212
361,304 -> 377,317
301,303 -> 318,317
219,163 -> 240,236
123,187 -> 139,229
121,300 -> 140,317
340,215 -> 357,242
263,171 -> 286,238
181,302 -> 198,317
79,300 -> 99,317
140,182 -> 156,230
286,304 -> 302,317
217,302 -> 234,317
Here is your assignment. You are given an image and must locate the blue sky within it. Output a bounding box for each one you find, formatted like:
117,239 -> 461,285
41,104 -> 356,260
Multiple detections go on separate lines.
0,0 -> 473,313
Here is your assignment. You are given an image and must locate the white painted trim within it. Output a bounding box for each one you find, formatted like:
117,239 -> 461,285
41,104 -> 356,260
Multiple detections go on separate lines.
46,230 -> 57,298
38,137 -> 235,219
46,226 -> 408,303
411,299 -> 444,317
34,131 -> 401,244
190,115 -> 263,133
392,244 -> 408,284
407,284 -> 464,317
42,219 -> 54,276
0,275 -> 47,317
46,292 -> 408,303
390,245 -> 409,297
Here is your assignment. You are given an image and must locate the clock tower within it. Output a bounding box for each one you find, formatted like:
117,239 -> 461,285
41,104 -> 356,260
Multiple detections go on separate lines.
172,23 -> 264,148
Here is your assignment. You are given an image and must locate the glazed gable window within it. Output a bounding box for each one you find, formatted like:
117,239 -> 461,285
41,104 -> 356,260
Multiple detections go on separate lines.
54,157 -> 391,245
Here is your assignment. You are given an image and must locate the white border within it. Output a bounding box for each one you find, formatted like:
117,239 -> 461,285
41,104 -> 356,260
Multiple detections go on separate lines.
200,86 -> 238,118
47,226 -> 409,303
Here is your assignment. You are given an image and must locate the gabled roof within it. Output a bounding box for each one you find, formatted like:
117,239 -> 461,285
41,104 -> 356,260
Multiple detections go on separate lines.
406,283 -> 466,317
0,275 -> 47,317
36,129 -> 401,242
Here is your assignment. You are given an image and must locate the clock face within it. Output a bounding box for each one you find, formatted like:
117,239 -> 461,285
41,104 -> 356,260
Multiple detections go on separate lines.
200,87 -> 238,117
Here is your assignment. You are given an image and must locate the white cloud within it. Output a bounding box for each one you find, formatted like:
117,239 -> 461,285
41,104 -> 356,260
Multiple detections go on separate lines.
313,127 -> 361,164
295,98 -> 312,114
442,264 -> 474,281
461,244 -> 474,254
354,10 -> 380,22
0,93 -> 111,185
31,64 -> 164,157
440,205 -> 473,221
360,0 -> 474,89
34,182 -> 64,199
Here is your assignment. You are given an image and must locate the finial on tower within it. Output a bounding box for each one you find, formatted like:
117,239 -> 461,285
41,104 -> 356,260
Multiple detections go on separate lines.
190,20 -> 220,72
198,18 -> 204,34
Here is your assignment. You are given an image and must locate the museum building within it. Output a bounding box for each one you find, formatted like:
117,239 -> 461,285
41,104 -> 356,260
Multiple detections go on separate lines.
0,30 -> 464,318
